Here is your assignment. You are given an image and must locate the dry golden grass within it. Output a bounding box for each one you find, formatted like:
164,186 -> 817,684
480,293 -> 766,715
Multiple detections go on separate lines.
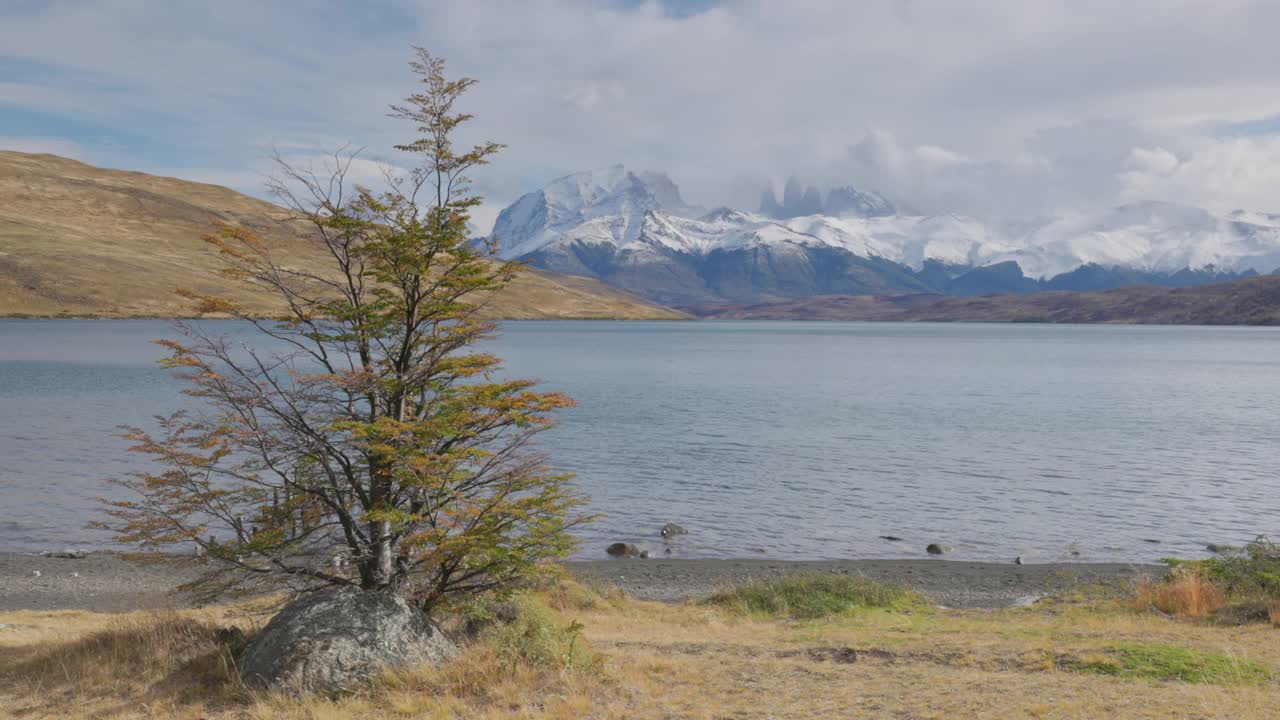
2,583 -> 1278,719
1134,567 -> 1228,619
0,151 -> 684,320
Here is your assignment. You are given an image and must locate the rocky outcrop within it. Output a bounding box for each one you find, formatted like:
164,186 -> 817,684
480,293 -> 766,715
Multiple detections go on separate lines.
660,522 -> 688,538
238,586 -> 455,694
606,543 -> 647,558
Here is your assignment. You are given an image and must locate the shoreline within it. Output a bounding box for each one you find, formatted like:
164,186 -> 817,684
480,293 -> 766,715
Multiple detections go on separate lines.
0,552 -> 1159,613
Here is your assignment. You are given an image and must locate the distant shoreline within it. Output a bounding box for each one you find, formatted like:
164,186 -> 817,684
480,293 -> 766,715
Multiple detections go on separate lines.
4,313 -> 1280,328
693,275 -> 1280,324
0,551 -> 1158,613
0,314 -> 691,322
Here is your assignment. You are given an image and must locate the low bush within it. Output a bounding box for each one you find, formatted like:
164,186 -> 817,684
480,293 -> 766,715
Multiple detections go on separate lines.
1164,537 -> 1280,599
485,596 -> 602,674
540,576 -> 628,612
705,572 -> 921,619
1145,537 -> 1280,625
1212,598 -> 1274,626
1133,567 -> 1225,619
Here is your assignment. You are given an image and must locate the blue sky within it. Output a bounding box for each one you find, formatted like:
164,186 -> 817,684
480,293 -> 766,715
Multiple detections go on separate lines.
4,0 -> 1280,228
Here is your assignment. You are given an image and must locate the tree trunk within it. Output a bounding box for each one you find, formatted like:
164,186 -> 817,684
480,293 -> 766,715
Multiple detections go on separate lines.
366,460 -> 395,590
373,519 -> 392,588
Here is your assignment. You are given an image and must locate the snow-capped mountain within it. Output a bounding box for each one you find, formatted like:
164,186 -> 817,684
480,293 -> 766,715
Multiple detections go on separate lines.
758,177 -> 896,219
824,185 -> 896,218
490,167 -> 1279,306
491,165 -> 700,258
775,201 -> 1280,280
1012,202 -> 1280,279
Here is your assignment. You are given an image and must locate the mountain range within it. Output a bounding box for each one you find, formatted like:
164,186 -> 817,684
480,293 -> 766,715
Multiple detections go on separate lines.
0,152 -> 682,320
7,151 -> 1277,324
489,166 -> 1280,308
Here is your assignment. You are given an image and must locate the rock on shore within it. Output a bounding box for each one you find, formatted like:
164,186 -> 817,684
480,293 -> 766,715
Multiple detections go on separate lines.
238,586 -> 455,694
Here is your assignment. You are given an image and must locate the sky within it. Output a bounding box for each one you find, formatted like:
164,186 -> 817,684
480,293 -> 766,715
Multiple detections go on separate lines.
3,0 -> 1280,231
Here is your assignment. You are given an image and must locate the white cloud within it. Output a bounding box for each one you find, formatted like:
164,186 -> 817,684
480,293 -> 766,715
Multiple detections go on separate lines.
3,0 -> 1280,222
563,80 -> 627,112
914,145 -> 969,170
1119,138 -> 1280,212
1126,147 -> 1181,176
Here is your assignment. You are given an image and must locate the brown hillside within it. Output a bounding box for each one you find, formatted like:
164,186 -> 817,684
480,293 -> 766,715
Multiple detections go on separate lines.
0,151 -> 684,320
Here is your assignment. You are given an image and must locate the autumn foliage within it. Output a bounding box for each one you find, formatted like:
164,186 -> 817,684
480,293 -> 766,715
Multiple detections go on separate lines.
97,49 -> 589,608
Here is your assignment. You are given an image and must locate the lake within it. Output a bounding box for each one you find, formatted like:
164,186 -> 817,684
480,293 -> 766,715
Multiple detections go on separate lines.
1,319 -> 1276,562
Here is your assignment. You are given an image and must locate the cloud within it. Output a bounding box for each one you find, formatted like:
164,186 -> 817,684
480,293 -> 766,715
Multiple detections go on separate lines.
1118,138 -> 1280,211
2,0 -> 1280,224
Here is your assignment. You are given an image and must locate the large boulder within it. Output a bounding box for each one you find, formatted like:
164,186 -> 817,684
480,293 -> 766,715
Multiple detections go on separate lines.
606,542 -> 646,558
238,586 -> 455,694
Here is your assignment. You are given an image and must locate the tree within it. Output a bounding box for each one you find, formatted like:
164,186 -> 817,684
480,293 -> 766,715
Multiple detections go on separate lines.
97,48 -> 589,609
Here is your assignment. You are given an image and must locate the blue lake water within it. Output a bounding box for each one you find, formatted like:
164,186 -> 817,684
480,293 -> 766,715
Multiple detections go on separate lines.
1,319 -> 1277,562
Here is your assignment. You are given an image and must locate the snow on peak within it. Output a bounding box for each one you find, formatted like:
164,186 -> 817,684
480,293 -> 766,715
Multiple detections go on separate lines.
825,186 -> 896,218
493,167 -> 1280,278
1004,202 -> 1280,278
491,165 -> 697,257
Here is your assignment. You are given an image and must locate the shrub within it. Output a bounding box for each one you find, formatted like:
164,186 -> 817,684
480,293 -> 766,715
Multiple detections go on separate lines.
1164,537 -> 1280,599
1134,567 -> 1225,619
1212,598 -> 1274,626
540,577 -> 627,612
705,573 -> 921,619
486,596 -> 601,674
1148,537 -> 1280,625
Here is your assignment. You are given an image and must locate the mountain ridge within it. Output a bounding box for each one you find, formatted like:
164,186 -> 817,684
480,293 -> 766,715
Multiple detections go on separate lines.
489,166 -> 1280,307
695,274 -> 1280,325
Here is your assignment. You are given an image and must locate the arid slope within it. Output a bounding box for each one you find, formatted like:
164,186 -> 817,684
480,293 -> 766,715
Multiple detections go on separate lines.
0,151 -> 683,319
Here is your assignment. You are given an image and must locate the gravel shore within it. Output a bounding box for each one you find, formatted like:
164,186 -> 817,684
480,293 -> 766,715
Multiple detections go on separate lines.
0,551 -> 1159,612
570,558 -> 1158,608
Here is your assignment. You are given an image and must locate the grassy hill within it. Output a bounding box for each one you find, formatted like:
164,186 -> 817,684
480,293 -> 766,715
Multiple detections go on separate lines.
698,274 -> 1280,324
0,151 -> 684,320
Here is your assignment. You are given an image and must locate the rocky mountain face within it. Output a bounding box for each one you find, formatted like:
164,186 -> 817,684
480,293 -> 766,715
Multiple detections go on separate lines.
823,185 -> 896,218
490,166 -> 1280,309
491,164 -> 701,258
758,177 -> 895,219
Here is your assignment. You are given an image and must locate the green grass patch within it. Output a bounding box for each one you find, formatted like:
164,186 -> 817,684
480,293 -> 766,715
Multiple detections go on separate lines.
705,573 -> 922,619
1066,643 -> 1274,685
486,596 -> 602,674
